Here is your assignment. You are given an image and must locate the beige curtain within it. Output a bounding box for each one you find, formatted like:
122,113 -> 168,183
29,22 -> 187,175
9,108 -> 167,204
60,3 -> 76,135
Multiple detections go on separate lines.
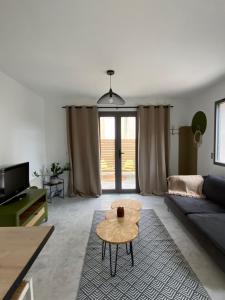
137,105 -> 170,195
66,106 -> 102,197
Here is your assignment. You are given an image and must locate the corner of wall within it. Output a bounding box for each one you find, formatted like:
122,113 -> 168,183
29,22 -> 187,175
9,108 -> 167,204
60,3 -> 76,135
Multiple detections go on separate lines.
0,70 -> 47,183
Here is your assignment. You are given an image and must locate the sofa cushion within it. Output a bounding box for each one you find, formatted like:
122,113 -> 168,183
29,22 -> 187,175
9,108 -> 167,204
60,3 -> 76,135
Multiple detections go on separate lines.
188,214 -> 225,255
203,175 -> 225,207
166,194 -> 225,214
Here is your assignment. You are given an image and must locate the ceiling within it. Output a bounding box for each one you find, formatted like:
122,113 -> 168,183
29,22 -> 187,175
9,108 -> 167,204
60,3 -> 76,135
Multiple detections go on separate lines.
0,0 -> 225,100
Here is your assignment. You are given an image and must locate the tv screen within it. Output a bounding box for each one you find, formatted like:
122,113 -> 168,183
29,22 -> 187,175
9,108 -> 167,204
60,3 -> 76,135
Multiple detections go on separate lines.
0,162 -> 29,205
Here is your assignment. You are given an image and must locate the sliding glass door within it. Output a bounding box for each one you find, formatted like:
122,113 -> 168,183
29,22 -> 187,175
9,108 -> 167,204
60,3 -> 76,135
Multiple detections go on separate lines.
100,112 -> 137,193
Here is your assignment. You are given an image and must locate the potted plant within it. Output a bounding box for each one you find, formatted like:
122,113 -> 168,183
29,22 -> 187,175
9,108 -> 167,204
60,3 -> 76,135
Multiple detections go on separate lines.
33,167 -> 50,183
33,162 -> 69,184
50,163 -> 64,183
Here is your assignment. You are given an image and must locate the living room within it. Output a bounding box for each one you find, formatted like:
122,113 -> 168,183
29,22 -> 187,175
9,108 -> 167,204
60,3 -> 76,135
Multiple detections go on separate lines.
0,1 -> 225,300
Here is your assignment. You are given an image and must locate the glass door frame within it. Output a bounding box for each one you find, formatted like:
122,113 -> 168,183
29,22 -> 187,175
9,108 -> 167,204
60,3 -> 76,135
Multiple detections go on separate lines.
99,111 -> 139,193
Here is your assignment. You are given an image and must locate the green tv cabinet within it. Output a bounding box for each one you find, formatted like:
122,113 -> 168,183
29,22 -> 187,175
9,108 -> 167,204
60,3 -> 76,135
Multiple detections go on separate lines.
0,189 -> 48,227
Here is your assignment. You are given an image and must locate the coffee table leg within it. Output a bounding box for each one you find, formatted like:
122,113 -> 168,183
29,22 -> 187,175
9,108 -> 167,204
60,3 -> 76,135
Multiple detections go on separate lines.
126,243 -> 131,255
130,242 -> 134,267
102,241 -> 106,260
109,243 -> 119,277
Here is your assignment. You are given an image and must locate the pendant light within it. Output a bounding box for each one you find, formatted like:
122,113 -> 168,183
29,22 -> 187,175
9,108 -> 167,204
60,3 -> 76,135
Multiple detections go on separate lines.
97,70 -> 126,105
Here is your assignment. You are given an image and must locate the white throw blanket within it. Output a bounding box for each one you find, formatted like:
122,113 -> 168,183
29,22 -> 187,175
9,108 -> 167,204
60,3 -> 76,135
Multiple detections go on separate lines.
167,175 -> 205,198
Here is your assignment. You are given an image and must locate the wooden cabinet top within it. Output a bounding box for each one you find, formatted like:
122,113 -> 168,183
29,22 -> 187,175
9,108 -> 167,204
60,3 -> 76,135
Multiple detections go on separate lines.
0,189 -> 46,215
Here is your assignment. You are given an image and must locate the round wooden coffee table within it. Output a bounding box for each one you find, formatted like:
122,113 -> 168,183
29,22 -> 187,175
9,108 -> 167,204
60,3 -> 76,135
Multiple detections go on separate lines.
96,219 -> 138,276
111,199 -> 142,211
105,208 -> 140,224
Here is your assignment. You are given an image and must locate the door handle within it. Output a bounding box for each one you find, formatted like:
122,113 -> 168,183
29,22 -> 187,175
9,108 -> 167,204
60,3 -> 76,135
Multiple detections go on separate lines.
119,150 -> 124,158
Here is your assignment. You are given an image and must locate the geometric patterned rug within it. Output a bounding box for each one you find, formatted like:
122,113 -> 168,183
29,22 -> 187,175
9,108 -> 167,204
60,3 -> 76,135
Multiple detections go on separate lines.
76,209 -> 211,300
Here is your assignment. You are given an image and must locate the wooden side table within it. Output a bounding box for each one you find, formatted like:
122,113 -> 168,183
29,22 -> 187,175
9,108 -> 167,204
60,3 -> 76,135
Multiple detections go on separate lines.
43,178 -> 64,202
96,219 -> 138,276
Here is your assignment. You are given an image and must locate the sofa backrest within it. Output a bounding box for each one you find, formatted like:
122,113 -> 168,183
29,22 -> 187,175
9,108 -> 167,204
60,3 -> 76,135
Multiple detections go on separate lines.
203,175 -> 225,207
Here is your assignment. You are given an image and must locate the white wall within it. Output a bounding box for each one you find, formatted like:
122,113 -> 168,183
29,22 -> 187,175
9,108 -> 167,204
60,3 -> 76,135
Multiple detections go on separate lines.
0,71 -> 46,186
0,70 -> 190,192
1,65 -> 224,180
2,63 -> 224,188
44,96 -> 190,176
186,80 -> 225,177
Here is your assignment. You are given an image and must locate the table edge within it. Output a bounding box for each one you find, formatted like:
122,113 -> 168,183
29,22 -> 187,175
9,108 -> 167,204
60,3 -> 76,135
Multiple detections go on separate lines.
2,225 -> 55,300
96,222 -> 138,244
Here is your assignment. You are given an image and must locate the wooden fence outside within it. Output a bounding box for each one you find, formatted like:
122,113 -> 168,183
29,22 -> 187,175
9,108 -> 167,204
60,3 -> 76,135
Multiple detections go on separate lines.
100,139 -> 135,172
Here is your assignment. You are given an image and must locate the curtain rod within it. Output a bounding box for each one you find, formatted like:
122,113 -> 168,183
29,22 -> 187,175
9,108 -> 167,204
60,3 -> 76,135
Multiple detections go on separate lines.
62,105 -> 174,108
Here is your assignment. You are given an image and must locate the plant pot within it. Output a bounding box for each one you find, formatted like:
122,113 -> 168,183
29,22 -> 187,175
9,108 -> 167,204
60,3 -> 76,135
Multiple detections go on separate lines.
50,176 -> 59,184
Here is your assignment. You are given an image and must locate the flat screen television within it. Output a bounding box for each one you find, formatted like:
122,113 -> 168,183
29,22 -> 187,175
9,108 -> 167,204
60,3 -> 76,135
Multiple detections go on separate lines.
0,162 -> 29,205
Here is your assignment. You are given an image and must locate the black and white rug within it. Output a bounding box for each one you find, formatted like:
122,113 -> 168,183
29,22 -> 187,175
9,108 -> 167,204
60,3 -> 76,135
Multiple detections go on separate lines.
77,209 -> 211,300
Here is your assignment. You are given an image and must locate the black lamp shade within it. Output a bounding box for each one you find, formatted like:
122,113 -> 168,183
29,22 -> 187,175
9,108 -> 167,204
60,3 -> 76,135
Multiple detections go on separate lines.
97,89 -> 125,105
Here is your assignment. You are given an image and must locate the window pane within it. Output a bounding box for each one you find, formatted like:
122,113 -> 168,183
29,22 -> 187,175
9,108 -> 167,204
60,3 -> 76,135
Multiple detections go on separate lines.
215,101 -> 225,164
100,117 -> 115,189
121,117 -> 136,189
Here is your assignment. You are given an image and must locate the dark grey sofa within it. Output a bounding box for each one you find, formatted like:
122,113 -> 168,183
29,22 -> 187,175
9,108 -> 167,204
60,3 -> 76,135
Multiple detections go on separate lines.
165,175 -> 225,272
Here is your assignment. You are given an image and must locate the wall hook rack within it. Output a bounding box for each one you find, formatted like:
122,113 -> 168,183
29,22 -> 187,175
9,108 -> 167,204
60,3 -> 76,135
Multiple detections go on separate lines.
169,127 -> 179,135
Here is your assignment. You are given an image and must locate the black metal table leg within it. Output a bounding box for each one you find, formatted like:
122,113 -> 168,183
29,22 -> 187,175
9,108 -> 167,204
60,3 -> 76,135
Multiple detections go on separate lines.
49,186 -> 52,203
62,180 -> 65,198
130,241 -> 134,267
126,243 -> 131,255
100,241 -> 134,276
109,243 -> 119,277
102,241 -> 106,260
